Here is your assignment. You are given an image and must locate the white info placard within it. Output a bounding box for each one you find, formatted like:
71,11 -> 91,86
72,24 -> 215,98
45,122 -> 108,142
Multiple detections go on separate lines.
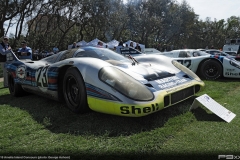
190,94 -> 236,123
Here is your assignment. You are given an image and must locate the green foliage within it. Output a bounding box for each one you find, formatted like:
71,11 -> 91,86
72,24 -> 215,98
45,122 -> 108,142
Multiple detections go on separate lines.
3,0 -> 240,51
0,79 -> 239,159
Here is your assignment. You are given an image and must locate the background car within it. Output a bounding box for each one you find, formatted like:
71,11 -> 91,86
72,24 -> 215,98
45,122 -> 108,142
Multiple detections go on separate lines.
155,49 -> 240,80
5,47 -> 204,117
158,49 -> 207,58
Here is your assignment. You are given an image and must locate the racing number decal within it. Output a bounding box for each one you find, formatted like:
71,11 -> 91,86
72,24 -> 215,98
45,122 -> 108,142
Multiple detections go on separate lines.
177,60 -> 191,68
35,66 -> 49,87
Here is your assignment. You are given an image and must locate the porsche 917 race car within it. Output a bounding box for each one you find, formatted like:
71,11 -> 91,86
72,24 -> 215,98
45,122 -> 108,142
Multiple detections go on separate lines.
157,49 -> 240,80
5,47 -> 204,117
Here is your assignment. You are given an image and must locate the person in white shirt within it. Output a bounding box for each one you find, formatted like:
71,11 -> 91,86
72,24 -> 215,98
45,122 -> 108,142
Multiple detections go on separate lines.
116,41 -> 124,54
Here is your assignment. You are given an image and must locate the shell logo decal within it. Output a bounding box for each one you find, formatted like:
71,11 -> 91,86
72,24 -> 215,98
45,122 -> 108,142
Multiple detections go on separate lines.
16,65 -> 26,80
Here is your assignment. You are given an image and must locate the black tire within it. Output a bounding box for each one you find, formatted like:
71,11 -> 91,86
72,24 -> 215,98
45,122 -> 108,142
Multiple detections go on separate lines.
8,75 -> 25,97
63,67 -> 89,113
199,59 -> 223,80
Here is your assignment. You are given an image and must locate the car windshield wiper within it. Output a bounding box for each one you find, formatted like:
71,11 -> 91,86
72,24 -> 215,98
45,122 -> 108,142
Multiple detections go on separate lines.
127,54 -> 139,66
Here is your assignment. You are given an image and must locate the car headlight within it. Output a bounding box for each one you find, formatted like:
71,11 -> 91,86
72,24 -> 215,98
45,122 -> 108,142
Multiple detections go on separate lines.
172,60 -> 202,81
99,67 -> 154,101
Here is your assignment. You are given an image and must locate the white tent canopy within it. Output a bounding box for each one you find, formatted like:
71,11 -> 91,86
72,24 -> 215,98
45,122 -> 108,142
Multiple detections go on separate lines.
86,38 -> 107,47
67,39 -> 145,51
107,39 -> 119,49
77,40 -> 87,46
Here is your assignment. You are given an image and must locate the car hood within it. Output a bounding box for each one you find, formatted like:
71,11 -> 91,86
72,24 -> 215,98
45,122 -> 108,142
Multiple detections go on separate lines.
106,60 -> 177,83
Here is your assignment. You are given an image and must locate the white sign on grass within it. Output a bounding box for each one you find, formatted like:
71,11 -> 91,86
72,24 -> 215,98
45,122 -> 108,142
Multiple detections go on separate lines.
190,94 -> 236,123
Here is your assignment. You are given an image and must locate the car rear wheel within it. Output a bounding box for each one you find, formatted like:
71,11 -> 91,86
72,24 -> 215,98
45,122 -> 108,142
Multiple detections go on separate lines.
199,59 -> 222,80
8,75 -> 25,97
63,67 -> 89,113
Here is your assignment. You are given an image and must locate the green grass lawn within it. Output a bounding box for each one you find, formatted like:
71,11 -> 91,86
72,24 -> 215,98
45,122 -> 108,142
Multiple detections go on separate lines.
0,79 -> 240,160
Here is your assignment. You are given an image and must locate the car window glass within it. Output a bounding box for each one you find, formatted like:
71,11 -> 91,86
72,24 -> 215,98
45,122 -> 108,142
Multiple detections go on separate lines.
59,48 -> 78,61
76,48 -> 130,62
192,52 -> 199,57
41,51 -> 63,63
198,51 -> 209,56
96,48 -> 129,61
43,54 -> 58,63
76,50 -> 100,58
179,51 -> 190,57
212,51 -> 218,55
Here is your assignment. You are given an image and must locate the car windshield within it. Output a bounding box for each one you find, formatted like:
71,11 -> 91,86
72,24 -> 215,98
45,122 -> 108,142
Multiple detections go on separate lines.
225,51 -> 237,56
205,50 -> 232,57
192,50 -> 209,56
76,47 -> 131,62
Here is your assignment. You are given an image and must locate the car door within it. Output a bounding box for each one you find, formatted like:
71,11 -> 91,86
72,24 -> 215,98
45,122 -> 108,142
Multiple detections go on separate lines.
174,51 -> 193,69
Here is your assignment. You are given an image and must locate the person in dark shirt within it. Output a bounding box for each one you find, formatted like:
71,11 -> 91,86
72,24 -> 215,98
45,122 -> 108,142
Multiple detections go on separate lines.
0,36 -> 12,87
72,42 -> 77,48
135,43 -> 141,52
130,41 -> 134,48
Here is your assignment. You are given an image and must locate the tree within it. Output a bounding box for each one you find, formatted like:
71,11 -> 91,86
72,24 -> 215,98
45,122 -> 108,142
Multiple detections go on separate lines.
0,0 -> 36,37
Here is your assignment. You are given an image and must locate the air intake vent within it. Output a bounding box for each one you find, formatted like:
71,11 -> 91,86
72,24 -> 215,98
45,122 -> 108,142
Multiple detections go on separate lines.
164,95 -> 170,107
183,74 -> 190,78
171,86 -> 194,104
145,83 -> 153,87
144,72 -> 175,81
195,85 -> 201,93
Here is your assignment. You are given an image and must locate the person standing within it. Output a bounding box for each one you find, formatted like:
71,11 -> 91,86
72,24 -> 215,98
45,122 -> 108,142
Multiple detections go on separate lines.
135,43 -> 141,52
17,41 -> 32,59
116,41 -> 124,54
0,36 -> 12,87
53,46 -> 59,54
72,42 -> 77,48
129,41 -> 134,48
97,41 -> 103,47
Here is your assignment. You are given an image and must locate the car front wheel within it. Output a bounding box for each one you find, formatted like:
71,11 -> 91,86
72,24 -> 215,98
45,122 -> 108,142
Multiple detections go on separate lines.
63,67 -> 89,113
199,59 -> 222,80
8,75 -> 25,97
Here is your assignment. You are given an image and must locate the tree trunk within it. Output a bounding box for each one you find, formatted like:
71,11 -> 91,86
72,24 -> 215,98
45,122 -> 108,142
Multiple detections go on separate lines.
0,21 -> 4,37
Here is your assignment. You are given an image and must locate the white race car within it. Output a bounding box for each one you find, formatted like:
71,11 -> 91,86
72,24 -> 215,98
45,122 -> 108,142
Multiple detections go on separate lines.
154,49 -> 240,80
5,47 -> 204,117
